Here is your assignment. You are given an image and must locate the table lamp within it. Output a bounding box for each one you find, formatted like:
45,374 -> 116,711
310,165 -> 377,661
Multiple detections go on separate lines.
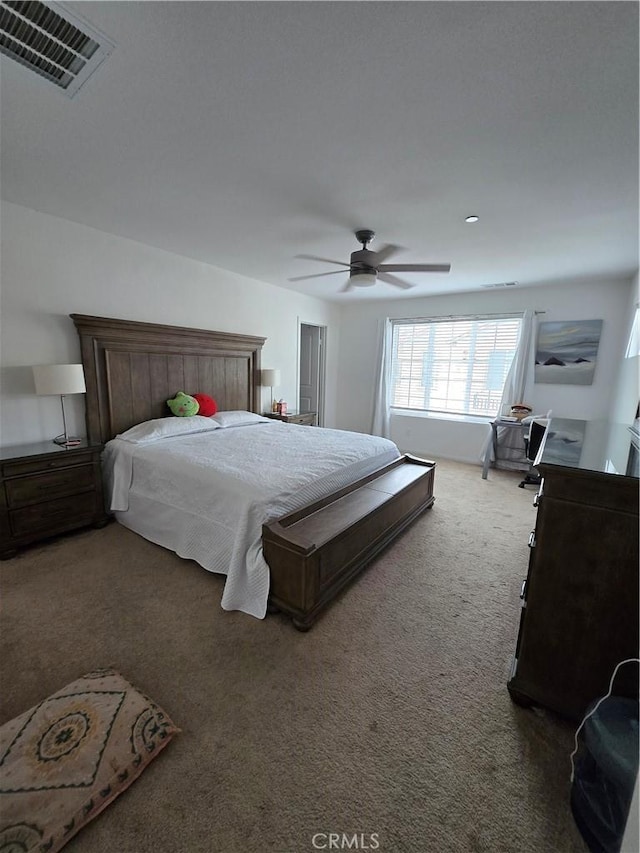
261,368 -> 281,413
32,364 -> 86,446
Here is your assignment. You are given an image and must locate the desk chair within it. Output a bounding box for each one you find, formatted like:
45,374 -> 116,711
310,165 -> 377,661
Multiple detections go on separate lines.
519,418 -> 549,488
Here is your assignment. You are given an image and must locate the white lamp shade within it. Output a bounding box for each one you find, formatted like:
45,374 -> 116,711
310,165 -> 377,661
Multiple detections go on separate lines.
33,364 -> 86,396
261,368 -> 280,387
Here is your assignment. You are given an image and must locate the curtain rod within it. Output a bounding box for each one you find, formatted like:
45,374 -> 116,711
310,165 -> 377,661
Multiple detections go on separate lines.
391,310 -> 545,323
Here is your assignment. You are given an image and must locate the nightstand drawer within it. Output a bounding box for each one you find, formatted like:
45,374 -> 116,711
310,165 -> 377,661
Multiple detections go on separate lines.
3,452 -> 95,478
287,413 -> 316,426
264,412 -> 317,426
9,493 -> 99,537
5,466 -> 95,508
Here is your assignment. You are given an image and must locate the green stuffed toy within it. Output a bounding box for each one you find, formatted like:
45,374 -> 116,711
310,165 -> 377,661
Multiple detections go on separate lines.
167,391 -> 200,417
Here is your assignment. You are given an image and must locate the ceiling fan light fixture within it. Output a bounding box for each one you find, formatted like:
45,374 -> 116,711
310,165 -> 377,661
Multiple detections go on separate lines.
349,272 -> 377,287
291,229 -> 451,291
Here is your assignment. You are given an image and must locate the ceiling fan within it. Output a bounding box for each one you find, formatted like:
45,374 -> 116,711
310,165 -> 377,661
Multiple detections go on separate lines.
289,229 -> 451,292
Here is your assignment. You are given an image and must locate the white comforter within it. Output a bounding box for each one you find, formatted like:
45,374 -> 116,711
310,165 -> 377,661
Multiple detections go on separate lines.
102,421 -> 400,618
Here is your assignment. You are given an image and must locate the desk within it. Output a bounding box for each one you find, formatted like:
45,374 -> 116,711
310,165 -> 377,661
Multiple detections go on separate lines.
481,419 -> 527,479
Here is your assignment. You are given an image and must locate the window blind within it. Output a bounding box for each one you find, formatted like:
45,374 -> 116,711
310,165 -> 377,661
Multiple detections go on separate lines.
391,316 -> 522,417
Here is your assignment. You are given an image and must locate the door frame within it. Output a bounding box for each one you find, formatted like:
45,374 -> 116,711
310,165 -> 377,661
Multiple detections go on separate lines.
297,320 -> 327,427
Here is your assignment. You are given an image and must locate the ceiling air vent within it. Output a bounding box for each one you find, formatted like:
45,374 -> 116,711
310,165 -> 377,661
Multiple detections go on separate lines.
0,0 -> 114,97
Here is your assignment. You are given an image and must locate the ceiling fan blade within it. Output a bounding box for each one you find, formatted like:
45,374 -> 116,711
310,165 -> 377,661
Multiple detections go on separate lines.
378,272 -> 415,290
294,254 -> 352,267
339,281 -> 354,293
378,263 -> 451,273
373,243 -> 402,263
288,270 -> 349,282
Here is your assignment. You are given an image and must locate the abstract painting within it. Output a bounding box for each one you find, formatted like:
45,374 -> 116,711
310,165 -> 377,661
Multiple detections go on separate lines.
534,320 -> 603,385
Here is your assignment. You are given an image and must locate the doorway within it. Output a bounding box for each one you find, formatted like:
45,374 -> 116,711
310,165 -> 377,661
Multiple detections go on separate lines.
299,322 -> 326,426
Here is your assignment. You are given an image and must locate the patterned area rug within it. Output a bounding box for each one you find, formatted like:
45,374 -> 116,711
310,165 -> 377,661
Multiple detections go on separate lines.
0,669 -> 179,853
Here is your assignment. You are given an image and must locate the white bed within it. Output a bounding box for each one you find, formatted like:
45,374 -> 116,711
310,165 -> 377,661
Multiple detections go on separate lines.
73,313 -> 435,629
102,412 -> 401,619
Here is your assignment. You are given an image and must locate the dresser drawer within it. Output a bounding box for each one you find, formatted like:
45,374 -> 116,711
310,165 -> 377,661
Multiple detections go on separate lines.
9,492 -> 99,537
3,452 -> 95,478
5,465 -> 95,508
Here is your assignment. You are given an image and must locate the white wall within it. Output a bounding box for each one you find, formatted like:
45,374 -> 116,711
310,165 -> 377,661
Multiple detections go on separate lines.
336,278 -> 635,462
1,200 -> 636,461
611,272 -> 640,852
610,271 -> 639,425
0,202 -> 340,447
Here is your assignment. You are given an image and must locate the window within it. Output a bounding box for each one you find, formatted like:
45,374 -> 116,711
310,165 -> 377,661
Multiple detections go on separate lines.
390,315 -> 522,418
624,305 -> 639,358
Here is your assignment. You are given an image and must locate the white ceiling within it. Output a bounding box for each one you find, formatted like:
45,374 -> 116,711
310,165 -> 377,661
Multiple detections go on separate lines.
1,1 -> 638,302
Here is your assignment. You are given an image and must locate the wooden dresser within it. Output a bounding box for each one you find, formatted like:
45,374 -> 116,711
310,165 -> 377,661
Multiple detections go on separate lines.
508,419 -> 639,721
0,441 -> 108,559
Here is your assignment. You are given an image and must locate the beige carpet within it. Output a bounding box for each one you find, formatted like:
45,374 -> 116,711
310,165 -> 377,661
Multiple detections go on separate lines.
0,459 -> 589,853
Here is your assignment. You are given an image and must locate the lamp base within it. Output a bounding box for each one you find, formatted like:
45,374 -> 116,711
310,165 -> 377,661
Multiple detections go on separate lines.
53,395 -> 83,447
53,434 -> 82,447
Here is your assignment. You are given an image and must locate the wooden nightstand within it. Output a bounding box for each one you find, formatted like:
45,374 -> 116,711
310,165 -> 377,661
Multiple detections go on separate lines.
0,441 -> 108,559
264,411 -> 317,426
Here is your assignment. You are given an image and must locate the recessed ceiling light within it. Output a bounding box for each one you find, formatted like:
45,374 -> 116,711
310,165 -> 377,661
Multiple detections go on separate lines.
465,215 -> 479,223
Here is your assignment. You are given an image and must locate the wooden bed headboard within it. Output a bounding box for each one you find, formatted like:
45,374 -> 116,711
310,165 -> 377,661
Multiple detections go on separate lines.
71,314 -> 266,444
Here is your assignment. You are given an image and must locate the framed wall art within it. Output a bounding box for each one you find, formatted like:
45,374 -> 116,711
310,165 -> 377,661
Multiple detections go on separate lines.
534,319 -> 603,385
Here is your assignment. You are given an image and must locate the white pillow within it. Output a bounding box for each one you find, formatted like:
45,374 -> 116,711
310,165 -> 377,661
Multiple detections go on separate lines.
211,410 -> 271,428
116,416 -> 221,444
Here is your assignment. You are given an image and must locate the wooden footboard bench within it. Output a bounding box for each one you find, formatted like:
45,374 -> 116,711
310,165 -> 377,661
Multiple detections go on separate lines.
262,454 -> 435,630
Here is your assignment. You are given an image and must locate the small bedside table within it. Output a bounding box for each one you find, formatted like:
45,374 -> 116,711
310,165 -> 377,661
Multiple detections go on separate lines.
264,411 -> 317,426
0,440 -> 108,559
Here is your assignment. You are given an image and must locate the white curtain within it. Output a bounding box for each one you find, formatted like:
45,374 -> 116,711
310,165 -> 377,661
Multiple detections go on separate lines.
481,309 -> 537,467
498,308 -> 536,416
371,318 -> 393,438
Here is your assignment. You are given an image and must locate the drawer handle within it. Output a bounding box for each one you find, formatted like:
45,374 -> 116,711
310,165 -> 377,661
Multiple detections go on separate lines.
47,508 -> 73,521
520,580 -> 527,599
42,505 -> 91,523
45,458 -> 88,469
36,478 -> 74,491
528,531 -> 536,548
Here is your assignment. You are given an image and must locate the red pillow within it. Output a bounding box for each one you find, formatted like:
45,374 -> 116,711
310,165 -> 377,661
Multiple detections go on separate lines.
192,393 -> 218,417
